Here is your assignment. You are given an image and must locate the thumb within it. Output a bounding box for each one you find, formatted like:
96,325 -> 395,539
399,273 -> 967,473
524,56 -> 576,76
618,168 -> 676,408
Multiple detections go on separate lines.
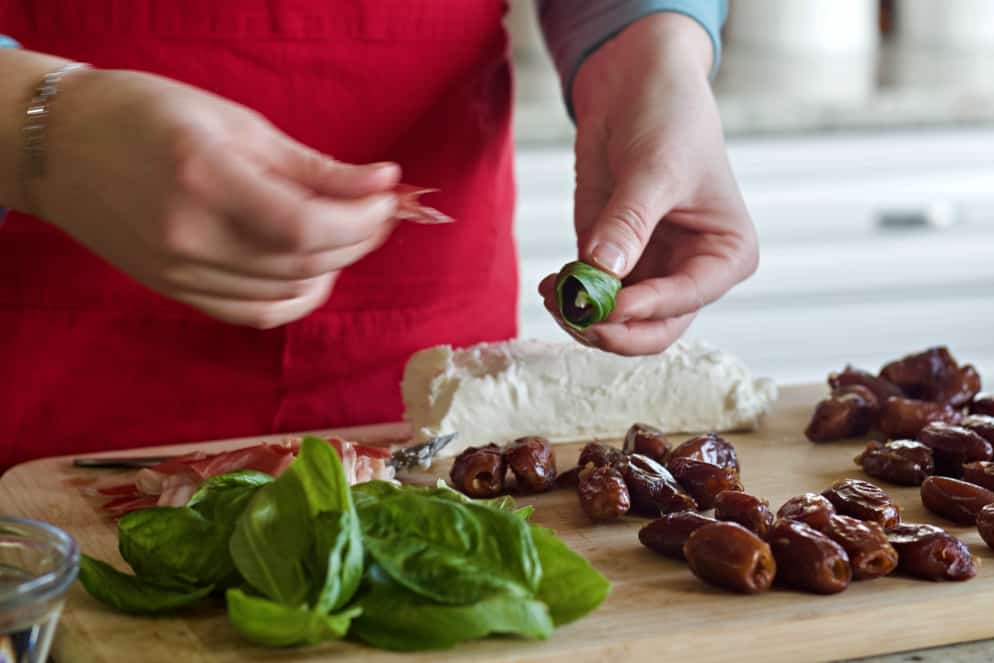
272,136 -> 401,198
580,163 -> 679,278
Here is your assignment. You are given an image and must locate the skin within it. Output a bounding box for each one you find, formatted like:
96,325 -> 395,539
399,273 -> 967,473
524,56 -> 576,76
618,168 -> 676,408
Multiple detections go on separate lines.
0,50 -> 399,329
538,14 -> 759,356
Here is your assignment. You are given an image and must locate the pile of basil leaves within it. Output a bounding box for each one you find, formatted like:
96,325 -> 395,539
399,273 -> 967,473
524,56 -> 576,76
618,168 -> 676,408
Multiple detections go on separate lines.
79,437 -> 610,651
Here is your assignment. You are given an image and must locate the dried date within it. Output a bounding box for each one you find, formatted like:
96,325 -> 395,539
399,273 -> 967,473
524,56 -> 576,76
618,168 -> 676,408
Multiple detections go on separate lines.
970,393 -> 994,417
577,442 -> 627,470
976,503 -> 994,550
878,396 -> 961,439
962,414 -> 994,446
684,522 -> 776,594
668,433 -> 740,472
577,465 -> 630,522
879,346 -> 958,400
620,453 -> 697,515
669,457 -> 744,510
936,364 -> 982,408
714,491 -> 775,539
854,439 -> 934,486
776,493 -> 837,531
821,479 -> 900,528
919,422 -> 993,477
821,515 -> 898,580
623,423 -> 670,464
920,476 -> 994,525
829,366 -> 903,403
805,388 -> 877,442
638,512 -> 716,559
504,436 -> 557,493
961,461 -> 994,491
768,519 -> 851,594
886,523 -> 976,581
450,444 -> 507,498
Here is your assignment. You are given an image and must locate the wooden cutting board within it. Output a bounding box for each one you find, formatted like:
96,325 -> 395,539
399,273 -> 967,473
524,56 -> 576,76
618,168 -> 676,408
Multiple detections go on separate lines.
3,383 -> 993,663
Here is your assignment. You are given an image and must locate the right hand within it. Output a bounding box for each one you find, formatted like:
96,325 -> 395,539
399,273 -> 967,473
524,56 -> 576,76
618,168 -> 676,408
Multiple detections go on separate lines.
36,68 -> 400,328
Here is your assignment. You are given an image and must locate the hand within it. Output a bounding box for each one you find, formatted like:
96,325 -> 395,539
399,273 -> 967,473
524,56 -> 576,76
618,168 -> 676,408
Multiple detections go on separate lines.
37,68 -> 400,328
539,14 -> 758,355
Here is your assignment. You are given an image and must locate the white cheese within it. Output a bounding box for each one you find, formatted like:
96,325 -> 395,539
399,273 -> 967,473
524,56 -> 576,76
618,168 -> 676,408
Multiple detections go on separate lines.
401,339 -> 778,456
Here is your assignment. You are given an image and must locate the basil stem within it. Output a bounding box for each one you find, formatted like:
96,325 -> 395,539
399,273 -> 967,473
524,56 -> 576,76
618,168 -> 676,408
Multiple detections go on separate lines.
554,261 -> 621,330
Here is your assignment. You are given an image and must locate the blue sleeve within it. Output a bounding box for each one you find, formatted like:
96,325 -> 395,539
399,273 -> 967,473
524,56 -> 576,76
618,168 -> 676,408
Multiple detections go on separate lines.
0,36 -> 19,220
537,0 -> 727,119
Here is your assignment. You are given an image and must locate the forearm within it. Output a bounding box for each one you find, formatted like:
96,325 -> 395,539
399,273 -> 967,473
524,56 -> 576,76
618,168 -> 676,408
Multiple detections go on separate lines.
537,0 -> 726,118
0,48 -> 71,211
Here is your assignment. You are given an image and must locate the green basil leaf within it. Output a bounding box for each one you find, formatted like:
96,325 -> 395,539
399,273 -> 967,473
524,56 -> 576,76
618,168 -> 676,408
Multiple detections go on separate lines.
354,480 -> 526,516
186,470 -> 273,522
118,507 -> 235,587
530,525 -> 610,625
352,569 -> 552,651
357,492 -> 541,604
229,436 -> 361,608
79,555 -> 213,614
554,260 -> 621,330
226,588 -> 360,648
312,509 -> 363,613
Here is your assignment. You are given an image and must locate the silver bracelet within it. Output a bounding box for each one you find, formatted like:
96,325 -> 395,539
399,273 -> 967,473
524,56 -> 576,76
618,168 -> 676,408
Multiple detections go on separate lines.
20,62 -> 90,216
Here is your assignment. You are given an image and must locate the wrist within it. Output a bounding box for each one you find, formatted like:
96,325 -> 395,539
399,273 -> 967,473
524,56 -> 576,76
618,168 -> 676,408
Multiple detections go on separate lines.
572,13 -> 713,120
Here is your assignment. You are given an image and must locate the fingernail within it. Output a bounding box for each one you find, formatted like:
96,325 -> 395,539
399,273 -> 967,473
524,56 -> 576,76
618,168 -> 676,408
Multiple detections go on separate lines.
591,242 -> 626,276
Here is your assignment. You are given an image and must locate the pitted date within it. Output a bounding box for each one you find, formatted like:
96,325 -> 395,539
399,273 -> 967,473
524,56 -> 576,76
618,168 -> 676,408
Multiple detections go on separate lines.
962,415 -> 994,446
668,433 -> 740,473
450,444 -> 507,498
919,422 -> 993,477
821,515 -> 898,580
620,453 -> 697,515
821,479 -> 900,528
886,523 -> 976,581
714,491 -> 775,539
623,423 -> 670,464
768,519 -> 851,594
577,442 -> 627,470
805,388 -> 877,442
638,512 -> 716,559
878,396 -> 961,439
829,366 -> 903,403
669,457 -> 744,510
879,346 -> 958,400
976,503 -> 994,550
684,522 -> 776,594
920,476 -> 994,525
937,364 -> 982,408
855,439 -> 934,486
777,493 -> 837,531
577,465 -> 630,522
555,466 -> 580,489
971,393 -> 994,417
962,461 -> 994,491
504,436 -> 557,493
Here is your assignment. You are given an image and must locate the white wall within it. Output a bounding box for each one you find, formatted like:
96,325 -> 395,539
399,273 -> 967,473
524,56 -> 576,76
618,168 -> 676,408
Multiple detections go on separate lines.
514,128 -> 994,384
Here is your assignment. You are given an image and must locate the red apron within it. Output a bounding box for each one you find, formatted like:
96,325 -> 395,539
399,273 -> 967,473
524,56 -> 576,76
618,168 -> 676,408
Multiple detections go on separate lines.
0,0 -> 518,471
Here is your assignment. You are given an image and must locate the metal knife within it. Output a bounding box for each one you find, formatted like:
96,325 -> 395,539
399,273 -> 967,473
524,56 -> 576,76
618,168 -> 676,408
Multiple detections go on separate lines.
73,433 -> 457,471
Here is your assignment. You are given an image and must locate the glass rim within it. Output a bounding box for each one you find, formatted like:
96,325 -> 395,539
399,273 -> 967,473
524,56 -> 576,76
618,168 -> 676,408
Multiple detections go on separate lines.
0,516 -> 80,609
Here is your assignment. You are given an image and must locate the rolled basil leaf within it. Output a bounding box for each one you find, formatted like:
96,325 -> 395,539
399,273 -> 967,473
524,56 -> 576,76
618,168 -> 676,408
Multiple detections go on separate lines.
554,261 -> 621,330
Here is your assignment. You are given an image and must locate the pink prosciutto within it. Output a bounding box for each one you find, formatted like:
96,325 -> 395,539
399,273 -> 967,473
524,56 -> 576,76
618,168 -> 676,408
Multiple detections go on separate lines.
95,437 -> 394,517
394,184 -> 453,224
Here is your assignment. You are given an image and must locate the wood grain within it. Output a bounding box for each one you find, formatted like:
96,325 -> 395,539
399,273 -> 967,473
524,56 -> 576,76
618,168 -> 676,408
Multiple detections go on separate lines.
3,384 -> 992,663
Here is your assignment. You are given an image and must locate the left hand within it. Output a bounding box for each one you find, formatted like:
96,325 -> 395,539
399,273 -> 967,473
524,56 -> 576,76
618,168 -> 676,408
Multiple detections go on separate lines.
539,13 -> 758,356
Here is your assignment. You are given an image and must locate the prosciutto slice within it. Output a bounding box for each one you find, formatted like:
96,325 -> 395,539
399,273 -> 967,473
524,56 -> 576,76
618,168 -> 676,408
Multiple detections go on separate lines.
93,437 -> 394,517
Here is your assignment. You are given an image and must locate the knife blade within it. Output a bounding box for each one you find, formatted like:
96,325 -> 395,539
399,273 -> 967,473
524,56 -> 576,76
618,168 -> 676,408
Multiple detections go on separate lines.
72,434 -> 457,471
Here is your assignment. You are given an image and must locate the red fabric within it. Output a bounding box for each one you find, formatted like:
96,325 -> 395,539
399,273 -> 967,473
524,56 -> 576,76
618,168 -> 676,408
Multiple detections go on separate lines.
0,0 -> 517,472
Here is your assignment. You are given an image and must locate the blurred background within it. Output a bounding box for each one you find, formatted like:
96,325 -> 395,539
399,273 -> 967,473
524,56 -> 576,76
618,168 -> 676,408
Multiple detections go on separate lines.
508,0 -> 994,383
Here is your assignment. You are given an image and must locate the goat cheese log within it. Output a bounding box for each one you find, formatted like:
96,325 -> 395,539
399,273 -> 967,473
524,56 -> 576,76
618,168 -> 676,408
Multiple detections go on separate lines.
402,339 -> 777,456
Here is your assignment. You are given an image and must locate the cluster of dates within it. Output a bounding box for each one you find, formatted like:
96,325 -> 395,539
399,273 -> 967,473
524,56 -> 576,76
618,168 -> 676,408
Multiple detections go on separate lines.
805,346 -> 987,442
639,478 -> 976,595
570,425 -> 743,521
449,436 -> 558,497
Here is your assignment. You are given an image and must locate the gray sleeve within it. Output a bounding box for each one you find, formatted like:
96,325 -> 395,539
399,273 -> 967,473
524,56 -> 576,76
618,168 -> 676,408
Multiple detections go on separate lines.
537,0 -> 727,118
